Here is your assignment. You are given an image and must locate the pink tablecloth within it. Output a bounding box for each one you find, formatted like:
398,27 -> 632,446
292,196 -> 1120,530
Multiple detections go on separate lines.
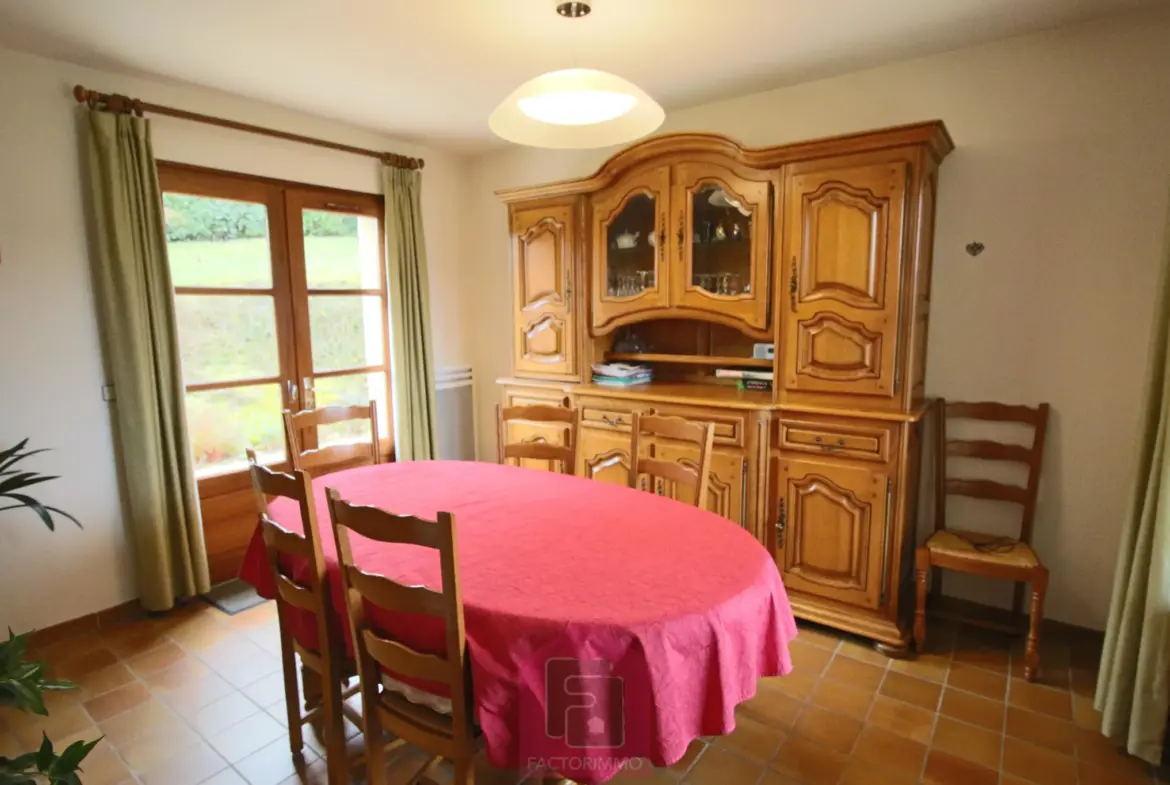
238,460 -> 796,782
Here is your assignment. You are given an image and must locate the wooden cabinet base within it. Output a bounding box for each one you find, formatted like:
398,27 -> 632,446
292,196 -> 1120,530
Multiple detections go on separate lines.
874,640 -> 912,659
787,589 -> 910,651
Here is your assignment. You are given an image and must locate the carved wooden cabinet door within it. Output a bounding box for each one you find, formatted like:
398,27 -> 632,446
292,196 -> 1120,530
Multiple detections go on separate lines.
672,162 -> 773,332
782,160 -> 908,399
511,204 -> 576,378
772,456 -> 891,609
577,428 -> 635,486
591,166 -> 672,332
652,444 -> 746,526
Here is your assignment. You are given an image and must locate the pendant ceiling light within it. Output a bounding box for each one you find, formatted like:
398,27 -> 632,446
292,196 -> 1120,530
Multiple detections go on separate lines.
489,1 -> 664,149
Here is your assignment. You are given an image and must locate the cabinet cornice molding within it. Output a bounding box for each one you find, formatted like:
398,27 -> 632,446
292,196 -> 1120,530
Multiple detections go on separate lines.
495,120 -> 953,204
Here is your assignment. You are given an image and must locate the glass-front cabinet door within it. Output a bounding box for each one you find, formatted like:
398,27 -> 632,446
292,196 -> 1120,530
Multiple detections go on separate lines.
672,163 -> 773,331
590,166 -> 671,332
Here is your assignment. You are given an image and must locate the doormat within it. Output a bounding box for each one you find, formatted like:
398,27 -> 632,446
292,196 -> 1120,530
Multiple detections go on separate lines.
202,578 -> 266,615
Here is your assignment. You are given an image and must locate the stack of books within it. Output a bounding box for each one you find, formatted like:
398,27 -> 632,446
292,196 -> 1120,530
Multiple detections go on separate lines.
591,362 -> 653,387
715,368 -> 775,392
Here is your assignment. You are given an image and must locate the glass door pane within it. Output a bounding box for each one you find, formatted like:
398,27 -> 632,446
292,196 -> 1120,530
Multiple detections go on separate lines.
162,185 -> 295,478
691,185 -> 753,296
605,193 -> 658,298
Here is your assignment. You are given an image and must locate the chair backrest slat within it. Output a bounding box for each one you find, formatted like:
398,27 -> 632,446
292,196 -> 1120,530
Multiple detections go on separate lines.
496,403 -> 579,475
361,629 -> 454,685
284,401 -> 381,477
246,449 -> 345,671
934,399 -> 1050,545
326,488 -> 473,745
628,412 -> 716,510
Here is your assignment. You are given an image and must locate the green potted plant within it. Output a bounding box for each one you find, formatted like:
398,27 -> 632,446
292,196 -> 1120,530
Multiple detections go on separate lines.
1,439 -> 99,784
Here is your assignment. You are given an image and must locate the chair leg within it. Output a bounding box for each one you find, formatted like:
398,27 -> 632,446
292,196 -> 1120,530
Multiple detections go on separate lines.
914,547 -> 930,653
360,681 -> 388,785
277,631 -> 303,755
454,755 -> 476,785
1024,567 -> 1049,682
301,664 -> 325,740
320,664 -> 349,785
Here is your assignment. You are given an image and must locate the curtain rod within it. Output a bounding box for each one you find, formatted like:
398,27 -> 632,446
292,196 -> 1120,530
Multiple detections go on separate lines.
72,85 -> 424,171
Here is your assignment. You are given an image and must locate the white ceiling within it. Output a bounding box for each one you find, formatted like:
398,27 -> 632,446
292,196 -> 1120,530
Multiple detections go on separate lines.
0,0 -> 1157,152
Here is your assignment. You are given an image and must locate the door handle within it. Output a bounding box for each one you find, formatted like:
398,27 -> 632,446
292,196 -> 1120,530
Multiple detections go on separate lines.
789,258 -> 798,311
776,498 -> 787,548
286,380 -> 299,407
302,376 -> 315,409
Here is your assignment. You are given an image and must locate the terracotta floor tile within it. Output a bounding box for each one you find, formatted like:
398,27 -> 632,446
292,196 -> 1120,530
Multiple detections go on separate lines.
838,759 -> 918,785
922,749 -> 998,785
770,737 -> 846,785
788,640 -> 834,676
168,615 -> 235,653
794,625 -> 843,652
0,732 -> 20,757
1069,666 -> 1099,698
667,739 -> 705,775
53,647 -> 119,681
236,736 -> 319,785
75,662 -> 136,699
83,681 -> 151,723
1072,693 -> 1103,730
1075,726 -> 1154,779
867,695 -> 936,745
74,740 -> 133,785
142,655 -> 212,692
13,704 -> 92,750
737,682 -> 804,728
125,640 -> 187,676
95,698 -> 174,747
938,688 -> 1005,732
138,740 -> 228,785
880,670 -> 943,710
852,725 -> 926,779
100,620 -> 171,658
837,639 -> 891,667
201,769 -> 250,785
1005,705 -> 1076,754
809,677 -> 873,720
1009,678 -> 1073,720
184,691 -> 262,735
1078,758 -> 1155,785
756,770 -> 803,785
791,705 -> 862,754
206,711 -> 287,763
712,712 -> 786,763
681,745 -> 762,785
159,672 -> 236,714
242,671 -> 290,708
890,652 -> 950,684
951,647 -> 1011,674
931,716 -> 1002,769
947,663 -> 1008,701
118,721 -> 203,774
824,654 -> 886,691
771,669 -> 818,701
1002,737 -> 1079,785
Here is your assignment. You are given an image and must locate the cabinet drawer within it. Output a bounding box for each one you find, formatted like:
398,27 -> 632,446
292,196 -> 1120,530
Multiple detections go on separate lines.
779,417 -> 893,463
575,396 -> 744,447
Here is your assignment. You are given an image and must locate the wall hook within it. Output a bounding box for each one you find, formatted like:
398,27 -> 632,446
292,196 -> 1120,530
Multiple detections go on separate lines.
965,242 -> 985,257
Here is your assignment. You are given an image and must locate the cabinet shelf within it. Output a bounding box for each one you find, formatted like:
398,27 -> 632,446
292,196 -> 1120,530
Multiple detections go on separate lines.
605,352 -> 772,368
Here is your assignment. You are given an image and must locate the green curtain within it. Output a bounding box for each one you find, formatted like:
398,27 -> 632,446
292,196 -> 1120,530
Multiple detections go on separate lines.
1097,189 -> 1170,765
81,109 -> 210,610
383,165 -> 438,461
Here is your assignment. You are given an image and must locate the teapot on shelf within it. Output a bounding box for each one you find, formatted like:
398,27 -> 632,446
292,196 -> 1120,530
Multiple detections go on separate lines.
615,230 -> 640,250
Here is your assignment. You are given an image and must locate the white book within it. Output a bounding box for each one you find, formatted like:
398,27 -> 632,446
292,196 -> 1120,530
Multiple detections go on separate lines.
715,368 -> 774,381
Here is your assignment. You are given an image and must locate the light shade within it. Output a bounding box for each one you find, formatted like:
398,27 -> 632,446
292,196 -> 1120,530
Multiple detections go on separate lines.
490,68 -> 664,149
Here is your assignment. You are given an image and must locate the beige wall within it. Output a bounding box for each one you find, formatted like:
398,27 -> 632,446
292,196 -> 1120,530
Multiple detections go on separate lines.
462,8 -> 1170,630
0,47 -> 469,633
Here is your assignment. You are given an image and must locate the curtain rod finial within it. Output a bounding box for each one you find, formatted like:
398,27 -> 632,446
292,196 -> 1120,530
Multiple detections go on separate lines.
73,85 -> 92,104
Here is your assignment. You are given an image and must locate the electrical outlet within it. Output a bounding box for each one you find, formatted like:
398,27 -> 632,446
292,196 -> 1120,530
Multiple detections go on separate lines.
101,384 -> 116,402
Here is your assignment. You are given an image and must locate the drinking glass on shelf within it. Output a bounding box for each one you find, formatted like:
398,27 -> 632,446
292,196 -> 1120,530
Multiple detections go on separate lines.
636,270 -> 651,293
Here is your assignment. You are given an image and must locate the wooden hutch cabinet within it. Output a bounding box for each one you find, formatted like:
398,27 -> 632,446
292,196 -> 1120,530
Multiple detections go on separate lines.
498,122 -> 952,655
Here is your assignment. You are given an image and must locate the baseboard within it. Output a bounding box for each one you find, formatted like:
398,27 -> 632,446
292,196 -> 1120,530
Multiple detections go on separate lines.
27,599 -> 147,651
928,594 -> 1103,642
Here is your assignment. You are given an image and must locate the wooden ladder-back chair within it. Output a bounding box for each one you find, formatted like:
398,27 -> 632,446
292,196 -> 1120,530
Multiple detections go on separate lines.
245,450 -> 360,785
628,412 -> 716,509
284,401 -> 381,477
496,403 -> 580,475
913,400 -> 1051,681
326,490 -> 477,785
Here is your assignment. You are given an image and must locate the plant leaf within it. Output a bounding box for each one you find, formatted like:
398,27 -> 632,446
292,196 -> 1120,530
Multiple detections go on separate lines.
35,735 -> 53,772
49,738 -> 99,775
0,440 -> 30,465
42,507 -> 82,529
0,475 -> 56,495
0,448 -> 48,475
0,495 -> 55,531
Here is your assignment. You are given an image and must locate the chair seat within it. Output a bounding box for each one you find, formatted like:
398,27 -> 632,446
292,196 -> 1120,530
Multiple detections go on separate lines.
381,673 -> 453,716
925,529 -> 1040,570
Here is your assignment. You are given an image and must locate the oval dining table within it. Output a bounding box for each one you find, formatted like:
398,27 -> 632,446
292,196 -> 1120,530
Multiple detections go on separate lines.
238,460 -> 798,783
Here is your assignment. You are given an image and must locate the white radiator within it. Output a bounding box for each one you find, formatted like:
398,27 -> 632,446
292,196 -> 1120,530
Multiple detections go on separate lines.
435,366 -> 475,461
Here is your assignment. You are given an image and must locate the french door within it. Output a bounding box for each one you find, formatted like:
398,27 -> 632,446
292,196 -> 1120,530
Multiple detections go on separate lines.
158,164 -> 391,572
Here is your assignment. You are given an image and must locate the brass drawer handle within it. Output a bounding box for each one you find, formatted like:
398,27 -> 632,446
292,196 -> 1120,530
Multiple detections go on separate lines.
813,436 -> 847,451
601,414 -> 625,427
